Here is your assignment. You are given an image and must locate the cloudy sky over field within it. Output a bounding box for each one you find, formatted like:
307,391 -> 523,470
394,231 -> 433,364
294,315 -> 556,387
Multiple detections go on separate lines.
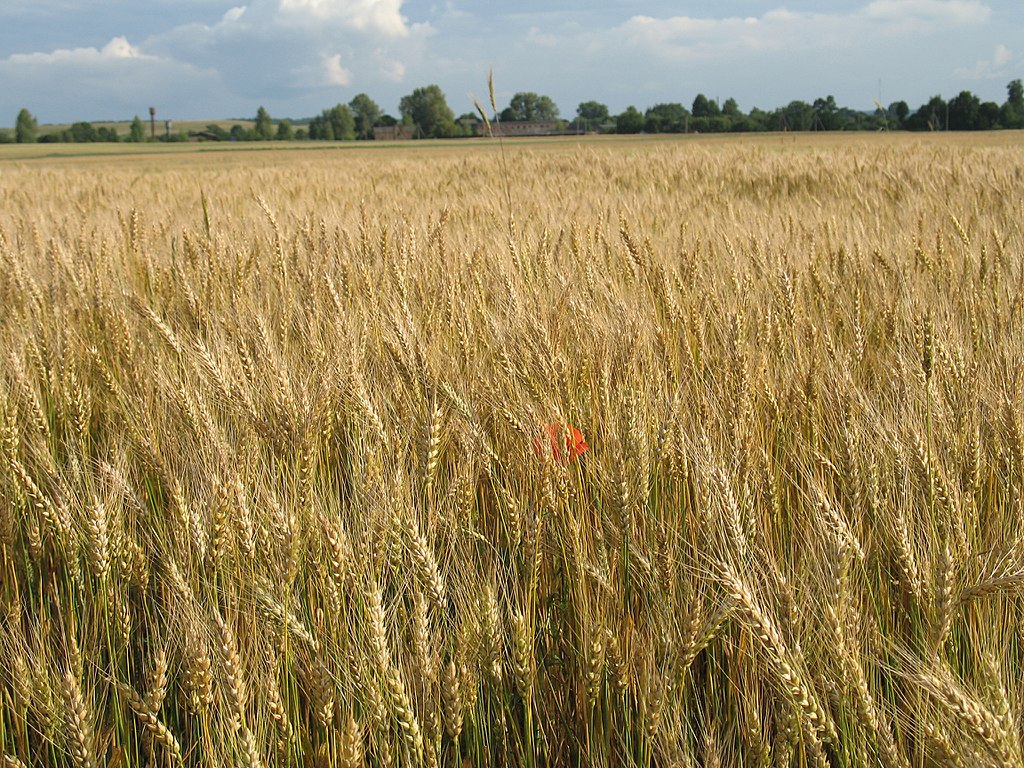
0,0 -> 1021,124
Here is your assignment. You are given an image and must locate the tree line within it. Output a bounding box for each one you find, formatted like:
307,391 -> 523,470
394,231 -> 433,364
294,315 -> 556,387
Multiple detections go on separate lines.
3,80 -> 1022,143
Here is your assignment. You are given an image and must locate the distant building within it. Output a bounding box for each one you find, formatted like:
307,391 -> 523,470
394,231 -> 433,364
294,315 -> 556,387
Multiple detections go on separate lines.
478,120 -> 561,137
373,120 -> 563,140
373,125 -> 415,140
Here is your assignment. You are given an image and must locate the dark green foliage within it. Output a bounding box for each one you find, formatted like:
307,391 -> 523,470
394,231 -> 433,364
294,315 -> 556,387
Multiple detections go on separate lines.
615,106 -> 644,134
501,92 -> 560,122
128,115 -> 146,142
15,108 -> 37,143
399,84 -> 456,138
349,93 -> 383,140
11,78 -> 1024,143
576,100 -> 609,124
644,103 -> 688,133
254,106 -> 274,140
308,104 -> 356,140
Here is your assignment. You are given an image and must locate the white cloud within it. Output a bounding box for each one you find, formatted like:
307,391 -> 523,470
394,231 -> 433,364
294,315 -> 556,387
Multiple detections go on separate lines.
7,35 -> 154,64
435,1 -> 467,21
527,27 -> 557,47
289,52 -> 354,88
614,1 -> 992,62
278,0 -> 410,38
863,0 -> 990,26
100,36 -> 145,58
381,59 -> 406,81
0,36 -> 220,121
0,0 -> 232,18
955,43 -> 1014,80
222,6 -> 247,23
135,0 -> 428,104
324,52 -> 353,85
367,47 -> 406,82
617,12 -> 815,60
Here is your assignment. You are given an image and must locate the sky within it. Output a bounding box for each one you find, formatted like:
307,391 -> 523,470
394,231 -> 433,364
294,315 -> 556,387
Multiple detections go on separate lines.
0,0 -> 1021,125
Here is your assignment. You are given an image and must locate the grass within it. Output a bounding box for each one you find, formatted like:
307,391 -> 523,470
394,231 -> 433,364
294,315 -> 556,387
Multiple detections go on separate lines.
1,132 -> 1023,767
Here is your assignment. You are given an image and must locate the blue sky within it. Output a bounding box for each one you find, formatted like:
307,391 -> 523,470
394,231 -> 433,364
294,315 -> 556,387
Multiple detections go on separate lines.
1,1 -> 1020,125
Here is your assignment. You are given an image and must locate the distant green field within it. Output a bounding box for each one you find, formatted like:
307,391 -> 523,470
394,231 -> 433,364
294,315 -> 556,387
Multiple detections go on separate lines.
8,118 -> 260,138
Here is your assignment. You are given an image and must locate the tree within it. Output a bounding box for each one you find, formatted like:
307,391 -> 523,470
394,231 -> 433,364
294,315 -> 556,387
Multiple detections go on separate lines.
399,85 -> 456,138
310,115 -> 333,140
787,101 -> 814,131
204,124 -> 230,141
615,106 -> 644,134
456,112 -> 482,135
1002,79 -> 1024,128
905,96 -> 947,131
349,93 -> 382,140
813,95 -> 840,130
325,104 -> 355,140
643,112 -> 665,134
727,115 -> 755,132
501,92 -> 559,122
1009,79 -> 1024,107
644,103 -> 688,133
128,115 -> 146,142
692,94 -> 712,118
276,119 -> 294,140
577,101 -> 609,124
722,98 -> 741,117
978,101 -> 1000,130
947,90 -> 981,130
15,108 -> 37,143
746,107 -> 771,132
69,122 -> 98,142
889,101 -> 910,127
776,101 -> 813,131
309,104 -> 355,140
254,106 -> 274,140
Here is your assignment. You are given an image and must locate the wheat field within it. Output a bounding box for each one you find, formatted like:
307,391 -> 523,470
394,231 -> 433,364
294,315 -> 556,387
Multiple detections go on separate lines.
1,132 -> 1023,767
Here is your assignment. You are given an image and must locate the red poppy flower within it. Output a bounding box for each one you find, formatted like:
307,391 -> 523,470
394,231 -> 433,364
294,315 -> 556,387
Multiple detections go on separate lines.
534,423 -> 589,463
